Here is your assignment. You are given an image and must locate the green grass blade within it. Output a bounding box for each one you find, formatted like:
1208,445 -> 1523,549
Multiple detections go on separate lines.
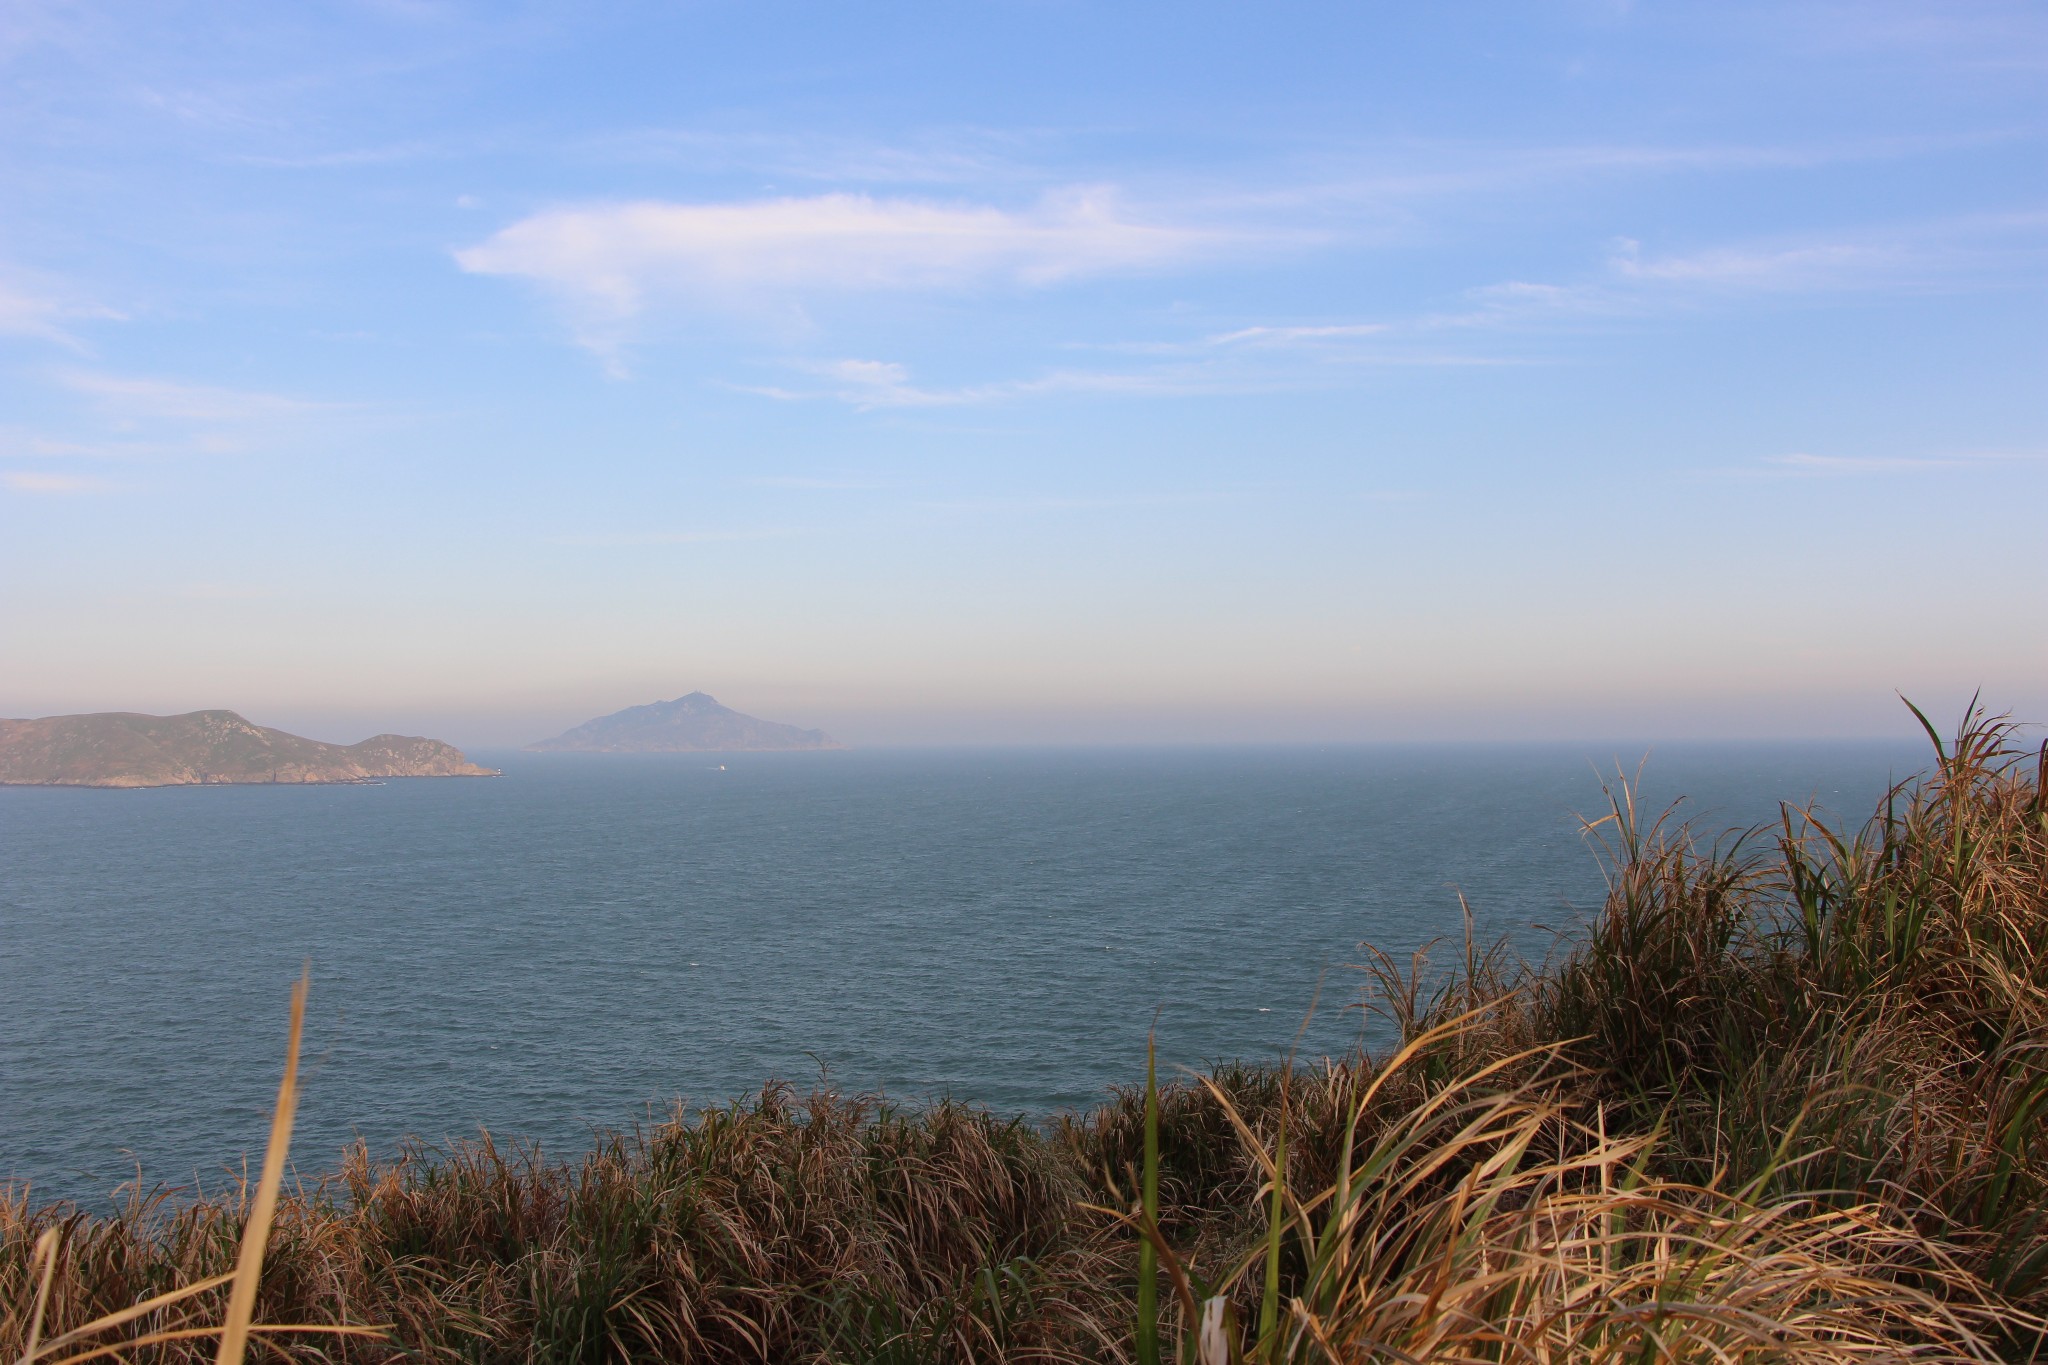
1258,1108 -> 1285,1360
1137,1034 -> 1161,1365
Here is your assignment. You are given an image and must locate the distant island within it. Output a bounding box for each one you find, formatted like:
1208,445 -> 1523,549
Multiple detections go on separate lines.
528,692 -> 843,753
0,710 -> 497,788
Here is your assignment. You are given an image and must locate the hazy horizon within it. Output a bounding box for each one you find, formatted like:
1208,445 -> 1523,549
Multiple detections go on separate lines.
3,3 -> 2043,742
0,687 -> 2015,753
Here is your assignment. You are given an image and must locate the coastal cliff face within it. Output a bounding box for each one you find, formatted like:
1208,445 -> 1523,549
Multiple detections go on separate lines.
0,710 -> 497,788
529,691 -> 842,753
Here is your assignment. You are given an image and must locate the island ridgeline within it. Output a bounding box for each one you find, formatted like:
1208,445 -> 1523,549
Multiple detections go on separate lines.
528,692 -> 841,753
0,710 -> 497,788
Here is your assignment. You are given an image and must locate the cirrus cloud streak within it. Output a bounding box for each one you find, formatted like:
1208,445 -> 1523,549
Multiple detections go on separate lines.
3,470 -> 121,494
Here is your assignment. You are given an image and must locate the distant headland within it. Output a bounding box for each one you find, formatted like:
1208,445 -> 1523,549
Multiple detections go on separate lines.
0,710 -> 497,788
528,692 -> 842,753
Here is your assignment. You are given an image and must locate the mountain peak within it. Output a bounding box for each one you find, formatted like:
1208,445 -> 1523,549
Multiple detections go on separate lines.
527,694 -> 841,753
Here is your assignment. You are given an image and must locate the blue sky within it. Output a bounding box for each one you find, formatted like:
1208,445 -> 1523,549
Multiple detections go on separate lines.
1,1 -> 2043,746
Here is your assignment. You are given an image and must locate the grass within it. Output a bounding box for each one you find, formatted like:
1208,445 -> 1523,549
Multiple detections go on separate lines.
4,700 -> 2044,1361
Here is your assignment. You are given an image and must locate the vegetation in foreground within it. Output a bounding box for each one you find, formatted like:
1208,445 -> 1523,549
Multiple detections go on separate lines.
4,703 -> 2045,1362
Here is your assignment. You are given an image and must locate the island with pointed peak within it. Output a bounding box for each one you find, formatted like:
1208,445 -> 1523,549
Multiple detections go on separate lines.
527,692 -> 842,753
0,710 -> 498,788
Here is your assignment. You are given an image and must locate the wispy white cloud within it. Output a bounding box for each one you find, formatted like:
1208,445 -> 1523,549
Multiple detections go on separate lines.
0,273 -> 124,348
0,431 -> 219,461
0,372 -> 344,467
736,338 -> 1538,410
545,527 -> 798,547
229,139 -> 456,169
540,120 -> 2033,220
577,127 -> 1953,204
735,357 -> 1294,410
456,189 -> 1244,357
1706,449 -> 2047,479
3,470 -> 120,494
56,370 -> 329,426
809,359 -> 932,406
1450,278 -> 1621,320
912,490 -> 1233,515
1088,212 -> 2019,365
1081,318 -> 1529,362
1402,211 -> 2048,336
1766,450 -> 2042,476
1607,236 -> 1915,292
493,122 -> 1921,226
460,135 -> 1998,362
1205,130 -> 2035,227
732,203 -> 2042,411
1207,322 -> 1390,347
746,474 -> 891,491
580,127 -> 1040,187
1770,453 -> 1950,474
462,130 -> 2041,393
1774,2 -> 2048,71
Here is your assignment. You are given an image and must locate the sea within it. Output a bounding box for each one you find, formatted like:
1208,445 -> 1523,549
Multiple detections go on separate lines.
0,741 -> 1925,1207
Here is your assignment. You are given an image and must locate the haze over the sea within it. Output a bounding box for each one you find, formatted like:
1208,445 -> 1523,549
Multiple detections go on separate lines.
1,3 -> 2042,745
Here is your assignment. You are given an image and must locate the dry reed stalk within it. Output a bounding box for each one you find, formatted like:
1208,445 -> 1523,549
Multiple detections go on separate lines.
5,971 -> 382,1365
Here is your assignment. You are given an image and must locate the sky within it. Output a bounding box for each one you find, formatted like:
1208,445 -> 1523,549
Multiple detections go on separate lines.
0,1 -> 2043,747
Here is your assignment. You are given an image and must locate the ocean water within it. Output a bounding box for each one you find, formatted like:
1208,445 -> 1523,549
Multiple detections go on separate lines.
0,741 -> 1924,1207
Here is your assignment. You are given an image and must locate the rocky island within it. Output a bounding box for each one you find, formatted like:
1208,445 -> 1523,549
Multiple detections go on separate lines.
528,692 -> 842,753
0,710 -> 497,788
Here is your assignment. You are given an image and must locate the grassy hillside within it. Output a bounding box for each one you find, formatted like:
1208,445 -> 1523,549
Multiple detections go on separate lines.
4,704 -> 2043,1361
0,710 -> 495,787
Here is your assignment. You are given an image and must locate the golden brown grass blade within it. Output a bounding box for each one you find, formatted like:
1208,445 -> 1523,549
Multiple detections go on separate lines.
46,1324 -> 387,1365
15,1227 -> 60,1365
214,967 -> 308,1365
27,1272 -> 236,1359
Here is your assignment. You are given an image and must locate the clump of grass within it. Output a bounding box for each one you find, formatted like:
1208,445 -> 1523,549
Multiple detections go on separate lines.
1102,1016 -> 2023,1362
340,1086 -> 1110,1361
6,1085 -> 1111,1363
4,699 -> 2043,1361
1528,699 -> 2048,1323
1069,699 -> 2047,1360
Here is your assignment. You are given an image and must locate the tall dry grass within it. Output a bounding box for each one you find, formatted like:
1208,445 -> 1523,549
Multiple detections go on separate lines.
1065,700 -> 2046,1361
4,700 -> 2043,1361
1082,1018 -> 2029,1362
5,1088 -> 1111,1364
1537,700 -> 2048,1319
